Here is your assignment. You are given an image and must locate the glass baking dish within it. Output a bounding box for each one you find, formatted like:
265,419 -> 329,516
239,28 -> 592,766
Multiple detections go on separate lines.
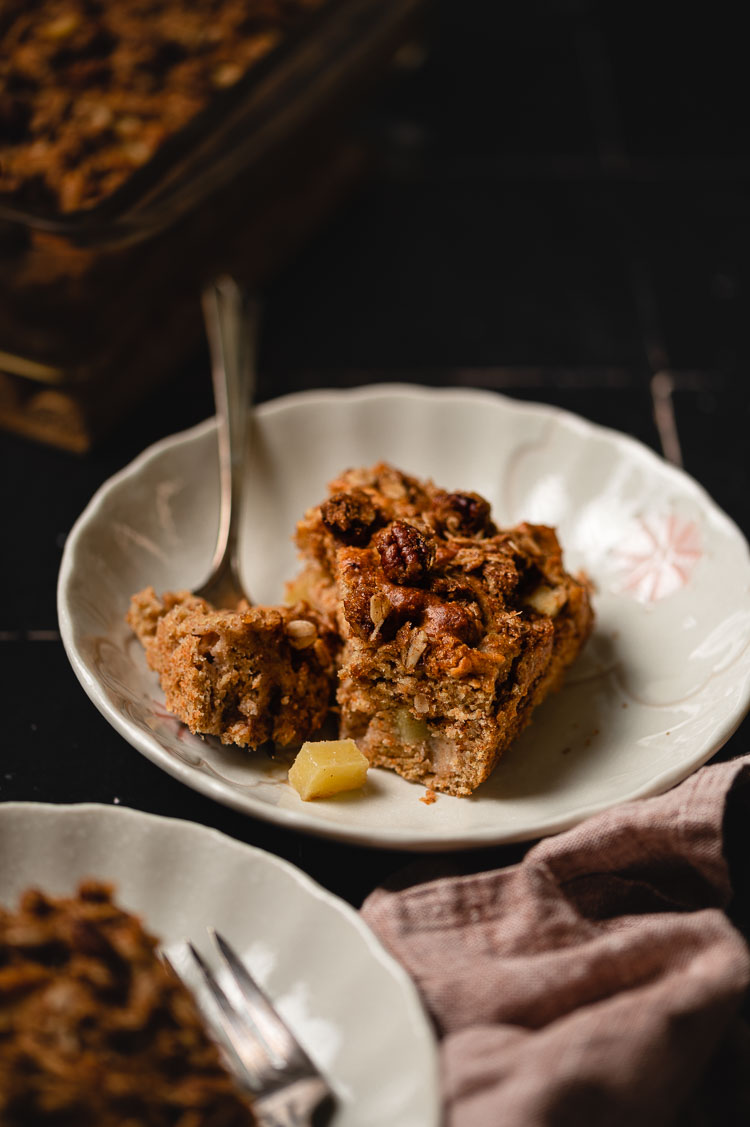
0,0 -> 425,450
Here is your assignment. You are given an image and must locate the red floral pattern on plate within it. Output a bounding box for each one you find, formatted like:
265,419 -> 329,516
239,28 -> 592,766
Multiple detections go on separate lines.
610,514 -> 702,603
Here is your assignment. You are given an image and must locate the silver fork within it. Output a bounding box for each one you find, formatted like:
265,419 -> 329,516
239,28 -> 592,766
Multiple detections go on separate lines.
166,930 -> 335,1127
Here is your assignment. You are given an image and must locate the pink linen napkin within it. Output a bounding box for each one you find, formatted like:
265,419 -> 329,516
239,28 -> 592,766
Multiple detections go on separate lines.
362,755 -> 750,1127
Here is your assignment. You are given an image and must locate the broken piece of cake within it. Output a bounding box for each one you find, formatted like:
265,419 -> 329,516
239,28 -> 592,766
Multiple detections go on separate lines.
127,587 -> 336,748
289,463 -> 594,796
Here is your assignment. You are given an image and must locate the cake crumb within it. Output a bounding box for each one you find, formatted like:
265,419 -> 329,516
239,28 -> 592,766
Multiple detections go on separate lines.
420,788 -> 437,805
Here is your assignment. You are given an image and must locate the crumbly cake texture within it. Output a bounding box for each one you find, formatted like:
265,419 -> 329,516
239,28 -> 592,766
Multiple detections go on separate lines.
289,462 -> 594,796
0,881 -> 255,1127
0,0 -> 325,213
127,587 -> 336,748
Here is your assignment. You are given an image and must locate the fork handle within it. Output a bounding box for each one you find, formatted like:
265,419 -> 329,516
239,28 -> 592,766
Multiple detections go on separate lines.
199,276 -> 259,605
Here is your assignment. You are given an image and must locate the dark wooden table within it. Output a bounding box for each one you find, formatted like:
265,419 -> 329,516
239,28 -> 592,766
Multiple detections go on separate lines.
2,1 -> 749,908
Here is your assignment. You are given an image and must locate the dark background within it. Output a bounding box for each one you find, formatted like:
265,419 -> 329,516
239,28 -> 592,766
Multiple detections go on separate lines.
2,0 -> 749,903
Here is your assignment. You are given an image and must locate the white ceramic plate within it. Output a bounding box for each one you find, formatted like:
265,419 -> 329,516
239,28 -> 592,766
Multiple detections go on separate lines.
58,385 -> 750,850
0,802 -> 439,1127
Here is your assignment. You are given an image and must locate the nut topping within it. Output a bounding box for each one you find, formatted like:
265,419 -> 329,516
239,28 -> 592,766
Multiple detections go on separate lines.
377,521 -> 435,585
423,601 -> 482,644
404,629 -> 429,670
377,468 -> 408,499
433,491 -> 491,536
321,490 -> 379,545
369,593 -> 392,638
286,619 -> 317,649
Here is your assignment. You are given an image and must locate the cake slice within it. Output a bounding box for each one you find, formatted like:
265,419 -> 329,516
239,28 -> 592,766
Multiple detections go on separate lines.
289,462 -> 594,796
127,587 -> 336,749
0,881 -> 256,1126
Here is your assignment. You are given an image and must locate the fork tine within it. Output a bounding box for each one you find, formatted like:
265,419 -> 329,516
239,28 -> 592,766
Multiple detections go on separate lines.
184,941 -> 273,1091
211,930 -> 313,1070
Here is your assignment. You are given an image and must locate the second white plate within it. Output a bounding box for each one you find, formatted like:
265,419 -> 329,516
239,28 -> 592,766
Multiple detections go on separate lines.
0,803 -> 439,1127
58,385 -> 750,849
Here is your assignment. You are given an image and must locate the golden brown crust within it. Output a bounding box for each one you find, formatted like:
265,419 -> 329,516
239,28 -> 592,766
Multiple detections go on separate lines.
291,463 -> 594,796
0,882 -> 256,1126
127,587 -> 336,748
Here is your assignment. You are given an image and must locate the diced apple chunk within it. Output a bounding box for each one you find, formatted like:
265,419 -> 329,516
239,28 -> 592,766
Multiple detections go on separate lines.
396,708 -> 430,745
288,739 -> 369,800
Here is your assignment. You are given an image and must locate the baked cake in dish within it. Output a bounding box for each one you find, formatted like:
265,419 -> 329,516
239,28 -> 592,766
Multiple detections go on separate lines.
127,587 -> 336,749
289,463 -> 594,796
0,0 -> 326,213
0,881 -> 255,1126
